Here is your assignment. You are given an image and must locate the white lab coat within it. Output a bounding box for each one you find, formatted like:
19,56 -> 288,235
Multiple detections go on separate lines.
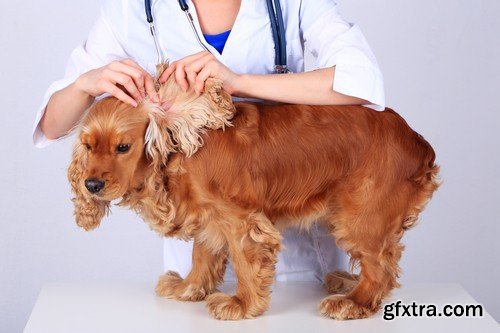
33,0 -> 385,282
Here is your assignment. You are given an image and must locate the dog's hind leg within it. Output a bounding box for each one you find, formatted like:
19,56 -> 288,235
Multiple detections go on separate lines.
319,203 -> 405,319
156,240 -> 228,301
206,212 -> 282,320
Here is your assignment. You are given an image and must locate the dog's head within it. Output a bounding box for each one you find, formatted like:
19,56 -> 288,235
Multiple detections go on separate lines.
68,76 -> 234,231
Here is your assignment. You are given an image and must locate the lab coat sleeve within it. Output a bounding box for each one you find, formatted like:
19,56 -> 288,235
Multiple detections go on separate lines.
299,0 -> 385,110
32,4 -> 129,148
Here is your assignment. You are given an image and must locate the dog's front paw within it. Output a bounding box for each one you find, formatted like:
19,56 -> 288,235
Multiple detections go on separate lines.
205,292 -> 247,320
155,271 -> 207,301
318,295 -> 376,320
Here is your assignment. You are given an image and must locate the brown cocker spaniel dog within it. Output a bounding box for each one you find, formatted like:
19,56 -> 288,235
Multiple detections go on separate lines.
68,74 -> 440,321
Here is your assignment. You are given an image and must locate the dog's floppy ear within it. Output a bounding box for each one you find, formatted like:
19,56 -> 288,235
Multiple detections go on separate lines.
144,68 -> 236,158
204,78 -> 235,130
135,139 -> 177,236
67,142 -> 109,231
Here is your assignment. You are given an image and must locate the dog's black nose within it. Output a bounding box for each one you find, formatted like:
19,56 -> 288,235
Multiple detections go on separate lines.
85,178 -> 105,194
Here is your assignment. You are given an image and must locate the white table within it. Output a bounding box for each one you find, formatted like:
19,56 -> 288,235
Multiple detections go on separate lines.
24,282 -> 499,333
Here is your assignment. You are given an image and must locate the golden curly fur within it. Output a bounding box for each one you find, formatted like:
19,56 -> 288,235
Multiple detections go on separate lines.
68,74 -> 440,320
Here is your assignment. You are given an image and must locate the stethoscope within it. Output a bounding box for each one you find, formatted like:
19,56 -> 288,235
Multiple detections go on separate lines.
145,0 -> 288,74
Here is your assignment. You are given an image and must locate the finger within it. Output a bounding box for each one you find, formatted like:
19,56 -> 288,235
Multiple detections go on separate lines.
144,74 -> 159,102
102,81 -> 138,107
185,67 -> 197,86
193,65 -> 214,95
159,51 -> 210,83
110,61 -> 148,98
174,63 -> 189,92
120,60 -> 159,102
184,53 -> 214,75
159,62 -> 176,83
175,53 -> 214,91
187,50 -> 212,60
184,54 -> 214,86
174,51 -> 211,70
106,71 -> 143,102
121,59 -> 143,70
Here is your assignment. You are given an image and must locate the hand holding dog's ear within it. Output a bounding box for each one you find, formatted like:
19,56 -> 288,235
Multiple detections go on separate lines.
67,144 -> 109,231
158,51 -> 240,95
76,59 -> 160,107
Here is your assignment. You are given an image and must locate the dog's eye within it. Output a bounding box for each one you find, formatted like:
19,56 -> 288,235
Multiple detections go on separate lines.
117,144 -> 131,153
84,143 -> 91,151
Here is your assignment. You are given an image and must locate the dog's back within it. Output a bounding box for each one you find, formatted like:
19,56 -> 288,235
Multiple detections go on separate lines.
188,102 -> 438,222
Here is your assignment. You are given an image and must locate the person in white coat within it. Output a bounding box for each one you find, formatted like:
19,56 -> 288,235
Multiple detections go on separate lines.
33,0 -> 385,282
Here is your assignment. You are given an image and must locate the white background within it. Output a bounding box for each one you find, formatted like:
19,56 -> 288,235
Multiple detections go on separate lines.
0,0 -> 499,331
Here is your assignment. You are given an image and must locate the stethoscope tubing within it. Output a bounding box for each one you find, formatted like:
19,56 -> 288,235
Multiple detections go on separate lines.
266,0 -> 287,71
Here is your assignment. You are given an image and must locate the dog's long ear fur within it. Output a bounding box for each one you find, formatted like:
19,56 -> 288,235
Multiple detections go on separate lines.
204,78 -> 235,130
145,63 -> 236,158
122,113 -> 176,236
67,142 -> 109,231
129,141 -> 177,237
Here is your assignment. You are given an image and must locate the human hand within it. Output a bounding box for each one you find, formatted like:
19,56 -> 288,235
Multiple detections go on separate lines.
75,59 -> 159,107
158,51 -> 240,95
